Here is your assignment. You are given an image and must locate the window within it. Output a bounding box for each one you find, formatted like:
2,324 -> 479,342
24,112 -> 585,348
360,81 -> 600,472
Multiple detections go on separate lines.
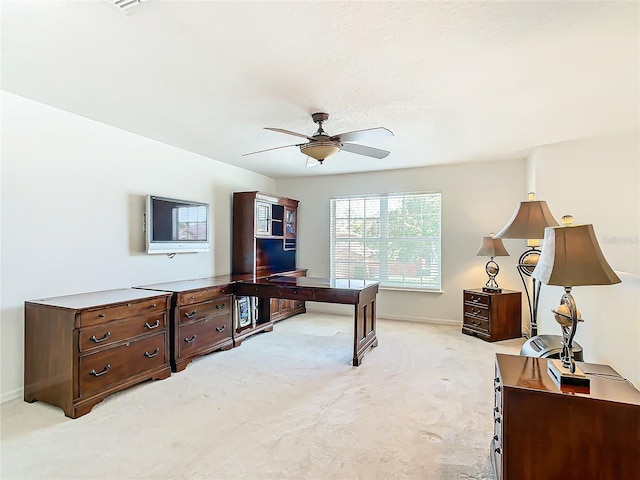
330,192 -> 441,290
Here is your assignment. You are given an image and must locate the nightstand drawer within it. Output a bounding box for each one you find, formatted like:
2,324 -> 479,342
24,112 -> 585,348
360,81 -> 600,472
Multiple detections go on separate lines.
463,314 -> 489,333
464,303 -> 489,320
464,291 -> 489,307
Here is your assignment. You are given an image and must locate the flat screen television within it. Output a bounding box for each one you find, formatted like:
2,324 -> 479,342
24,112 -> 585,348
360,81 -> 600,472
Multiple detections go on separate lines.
145,195 -> 210,254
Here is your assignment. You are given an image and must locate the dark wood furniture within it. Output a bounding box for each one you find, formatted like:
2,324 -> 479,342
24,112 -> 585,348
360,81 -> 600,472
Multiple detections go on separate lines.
24,289 -> 172,418
462,289 -> 521,341
233,191 -> 305,328
235,276 -> 379,366
492,353 -> 640,480
136,277 -> 238,372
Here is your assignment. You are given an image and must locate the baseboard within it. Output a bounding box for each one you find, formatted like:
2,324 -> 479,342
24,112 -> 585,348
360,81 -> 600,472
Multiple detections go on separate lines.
305,303 -> 460,326
1,386 -> 23,404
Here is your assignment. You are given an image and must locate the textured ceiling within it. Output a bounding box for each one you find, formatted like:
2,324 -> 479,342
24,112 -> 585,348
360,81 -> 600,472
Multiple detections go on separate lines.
2,1 -> 638,178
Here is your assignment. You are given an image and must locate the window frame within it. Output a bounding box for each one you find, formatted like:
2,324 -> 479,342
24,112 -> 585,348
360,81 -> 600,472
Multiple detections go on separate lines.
330,191 -> 442,292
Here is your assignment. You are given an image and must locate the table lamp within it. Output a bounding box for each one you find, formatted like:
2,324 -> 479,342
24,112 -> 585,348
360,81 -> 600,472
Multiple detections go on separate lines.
532,215 -> 621,388
494,192 -> 559,337
476,234 -> 510,293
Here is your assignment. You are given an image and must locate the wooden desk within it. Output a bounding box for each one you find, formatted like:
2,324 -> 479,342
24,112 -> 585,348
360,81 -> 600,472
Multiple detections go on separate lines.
493,353 -> 640,480
235,276 -> 379,366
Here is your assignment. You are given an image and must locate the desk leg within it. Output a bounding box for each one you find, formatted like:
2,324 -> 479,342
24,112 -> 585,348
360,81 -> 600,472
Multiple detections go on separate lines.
353,297 -> 378,366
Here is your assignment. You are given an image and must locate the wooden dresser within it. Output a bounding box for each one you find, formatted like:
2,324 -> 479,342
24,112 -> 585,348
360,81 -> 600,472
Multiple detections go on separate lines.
24,289 -> 172,418
492,353 -> 640,480
136,277 -> 236,372
462,289 -> 521,342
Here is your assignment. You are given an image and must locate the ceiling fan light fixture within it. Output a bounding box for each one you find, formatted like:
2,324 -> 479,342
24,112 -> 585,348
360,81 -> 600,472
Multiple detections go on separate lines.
300,141 -> 341,162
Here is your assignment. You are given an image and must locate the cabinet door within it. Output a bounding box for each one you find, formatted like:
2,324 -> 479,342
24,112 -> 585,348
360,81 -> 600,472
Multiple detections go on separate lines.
285,208 -> 296,238
255,202 -> 271,235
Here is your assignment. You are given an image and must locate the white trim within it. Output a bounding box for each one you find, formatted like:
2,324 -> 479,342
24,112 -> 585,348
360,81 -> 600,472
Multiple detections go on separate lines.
1,387 -> 23,404
305,303 -> 460,326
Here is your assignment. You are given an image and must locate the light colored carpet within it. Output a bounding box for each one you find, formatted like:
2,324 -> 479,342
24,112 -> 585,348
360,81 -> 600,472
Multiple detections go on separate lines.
1,313 -> 523,480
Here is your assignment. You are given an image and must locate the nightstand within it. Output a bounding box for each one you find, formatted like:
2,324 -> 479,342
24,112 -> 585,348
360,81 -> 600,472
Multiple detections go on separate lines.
462,289 -> 521,341
492,353 -> 640,480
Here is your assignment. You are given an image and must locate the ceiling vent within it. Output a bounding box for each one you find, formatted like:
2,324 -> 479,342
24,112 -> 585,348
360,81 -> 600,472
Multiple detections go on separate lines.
107,0 -> 146,11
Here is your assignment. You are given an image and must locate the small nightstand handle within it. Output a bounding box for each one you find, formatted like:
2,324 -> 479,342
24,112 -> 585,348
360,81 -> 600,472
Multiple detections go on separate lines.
184,310 -> 197,319
215,325 -> 226,332
185,335 -> 197,343
144,320 -> 160,329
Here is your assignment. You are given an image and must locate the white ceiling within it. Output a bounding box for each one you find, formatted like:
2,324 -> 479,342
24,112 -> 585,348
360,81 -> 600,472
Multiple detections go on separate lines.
2,0 -> 638,179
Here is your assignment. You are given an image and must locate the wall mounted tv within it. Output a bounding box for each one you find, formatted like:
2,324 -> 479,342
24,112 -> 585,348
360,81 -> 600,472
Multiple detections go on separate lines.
145,195 -> 210,254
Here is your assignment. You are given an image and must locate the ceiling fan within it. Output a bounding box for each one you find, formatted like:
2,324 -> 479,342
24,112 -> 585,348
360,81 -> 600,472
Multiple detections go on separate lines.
243,112 -> 394,165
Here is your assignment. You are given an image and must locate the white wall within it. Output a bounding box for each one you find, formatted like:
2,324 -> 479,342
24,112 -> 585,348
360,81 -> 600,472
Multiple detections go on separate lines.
277,159 -> 527,322
0,92 -> 276,402
529,132 -> 640,387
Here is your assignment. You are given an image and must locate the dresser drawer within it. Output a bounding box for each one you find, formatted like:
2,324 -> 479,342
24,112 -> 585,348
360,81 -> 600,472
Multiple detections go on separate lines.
464,291 -> 489,307
80,298 -> 166,327
177,315 -> 232,358
177,287 -> 232,306
463,315 -> 489,333
79,333 -> 167,397
78,313 -> 166,352
177,296 -> 231,324
463,303 -> 489,320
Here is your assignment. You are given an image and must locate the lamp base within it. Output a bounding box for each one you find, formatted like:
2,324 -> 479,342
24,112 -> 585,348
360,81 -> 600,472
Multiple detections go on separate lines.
547,359 -> 590,388
482,287 -> 502,293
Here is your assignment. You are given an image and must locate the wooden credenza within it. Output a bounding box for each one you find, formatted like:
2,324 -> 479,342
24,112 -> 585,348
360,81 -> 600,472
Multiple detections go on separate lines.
462,289 -> 521,342
492,353 -> 640,480
24,289 -> 172,418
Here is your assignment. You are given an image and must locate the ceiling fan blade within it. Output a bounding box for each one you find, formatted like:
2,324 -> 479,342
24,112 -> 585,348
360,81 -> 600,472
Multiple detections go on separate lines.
330,127 -> 393,143
242,143 -> 303,156
264,127 -> 315,141
340,143 -> 390,159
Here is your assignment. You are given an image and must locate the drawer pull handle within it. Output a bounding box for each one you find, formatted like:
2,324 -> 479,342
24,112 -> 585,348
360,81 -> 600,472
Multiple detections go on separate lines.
184,310 -> 197,319
493,435 -> 499,442
89,364 -> 111,377
215,303 -> 226,310
150,303 -> 157,308
215,325 -> 226,332
495,447 -> 502,454
144,348 -> 160,358
292,289 -> 298,294
98,314 -> 106,318
495,386 -> 501,392
127,303 -> 132,307
144,320 -> 160,329
185,335 -> 197,343
89,332 -> 111,343
495,417 -> 501,424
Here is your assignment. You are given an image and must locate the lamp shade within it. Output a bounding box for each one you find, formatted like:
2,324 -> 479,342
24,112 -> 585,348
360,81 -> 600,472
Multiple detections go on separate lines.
494,194 -> 559,240
300,141 -> 341,161
476,236 -> 510,258
532,220 -> 621,287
